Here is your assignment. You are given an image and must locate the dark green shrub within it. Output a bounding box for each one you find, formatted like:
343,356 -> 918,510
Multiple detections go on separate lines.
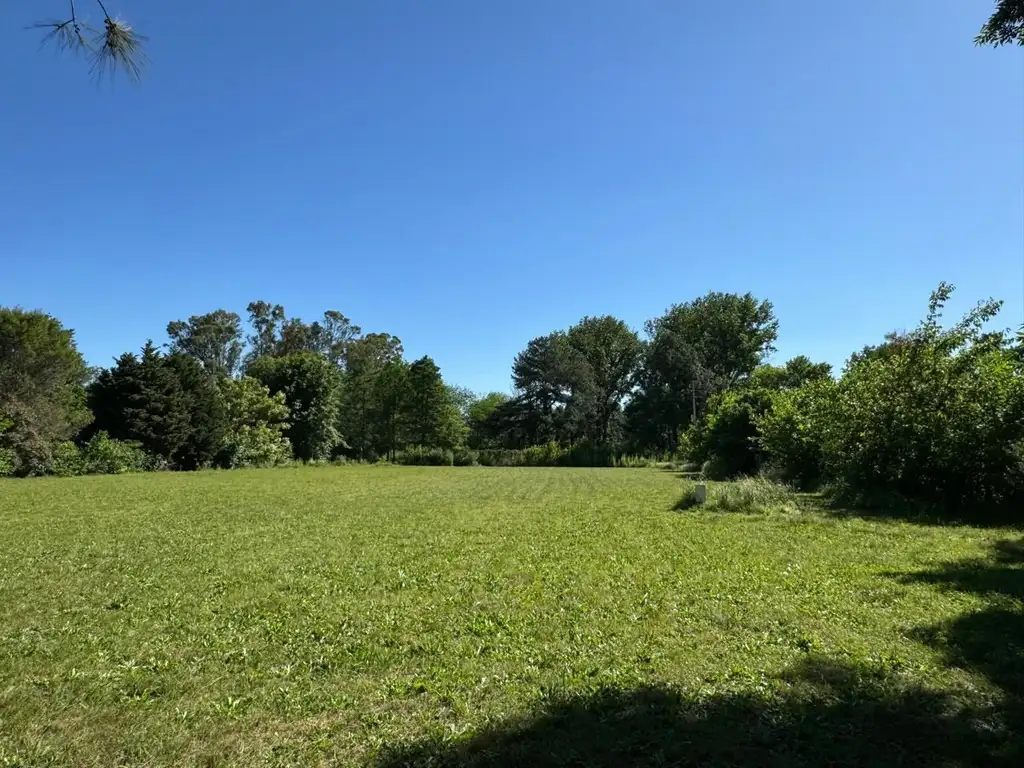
452,447 -> 478,466
45,441 -> 86,477
562,442 -> 615,467
395,446 -> 455,466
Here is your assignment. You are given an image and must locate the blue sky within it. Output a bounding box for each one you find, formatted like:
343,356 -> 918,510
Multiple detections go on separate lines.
2,1 -> 1021,394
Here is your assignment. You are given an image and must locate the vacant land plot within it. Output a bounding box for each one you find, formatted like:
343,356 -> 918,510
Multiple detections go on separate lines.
1,467 -> 1021,766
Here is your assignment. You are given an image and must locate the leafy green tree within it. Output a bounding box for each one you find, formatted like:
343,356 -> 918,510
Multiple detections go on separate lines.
88,342 -> 192,464
166,310 -> 244,378
977,1 -> 1024,45
0,308 -> 92,475
467,392 -> 510,448
813,285 -> 1023,515
250,352 -> 341,461
511,332 -> 589,445
627,293 -> 777,454
402,357 -> 465,450
689,356 -> 832,479
245,301 -> 286,363
650,292 -> 779,390
565,316 -> 642,445
218,376 -> 292,467
374,359 -> 410,460
755,378 -> 837,489
340,333 -> 404,459
310,311 -> 362,367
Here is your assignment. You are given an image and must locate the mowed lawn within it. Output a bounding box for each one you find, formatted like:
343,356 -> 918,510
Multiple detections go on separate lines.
1,468 -> 1021,767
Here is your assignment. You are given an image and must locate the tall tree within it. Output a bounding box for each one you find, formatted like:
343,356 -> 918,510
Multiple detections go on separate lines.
311,311 -> 362,368
88,342 -> 192,463
649,292 -> 779,390
374,360 -> 410,461
164,352 -> 228,469
402,357 -> 463,449
166,310 -> 244,379
467,392 -> 510,448
565,316 -> 642,445
250,352 -> 341,462
0,308 -> 91,475
245,301 -> 286,363
218,376 -> 292,468
341,333 -> 404,459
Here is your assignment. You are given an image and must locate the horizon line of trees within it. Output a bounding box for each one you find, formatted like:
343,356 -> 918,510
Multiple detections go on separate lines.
3,285 -> 1023,520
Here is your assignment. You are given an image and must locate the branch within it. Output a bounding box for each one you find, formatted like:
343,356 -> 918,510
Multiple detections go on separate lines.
30,0 -> 148,82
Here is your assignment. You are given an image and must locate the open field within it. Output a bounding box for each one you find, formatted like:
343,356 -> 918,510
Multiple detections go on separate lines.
1,467 -> 1021,766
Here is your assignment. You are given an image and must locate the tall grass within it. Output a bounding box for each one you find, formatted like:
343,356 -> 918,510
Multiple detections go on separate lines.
676,477 -> 797,513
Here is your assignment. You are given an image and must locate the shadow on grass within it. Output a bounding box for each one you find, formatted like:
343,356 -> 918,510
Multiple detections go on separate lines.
897,536 -> 1024,708
810,490 -> 1024,529
375,654 -> 1019,767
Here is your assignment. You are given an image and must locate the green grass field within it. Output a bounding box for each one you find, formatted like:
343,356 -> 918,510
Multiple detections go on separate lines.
1,467 -> 1021,766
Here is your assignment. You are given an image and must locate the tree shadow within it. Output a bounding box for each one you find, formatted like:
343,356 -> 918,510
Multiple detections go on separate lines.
897,537 -> 1024,706
374,654 -> 1018,767
812,491 -> 1023,529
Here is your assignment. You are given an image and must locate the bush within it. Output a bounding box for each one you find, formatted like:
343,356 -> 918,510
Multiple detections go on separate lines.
46,441 -> 86,476
755,379 -> 835,491
82,432 -> 152,474
395,446 -> 455,466
218,425 -> 293,468
520,442 -> 564,466
677,477 -> 796,514
452,447 -> 478,466
0,447 -> 14,477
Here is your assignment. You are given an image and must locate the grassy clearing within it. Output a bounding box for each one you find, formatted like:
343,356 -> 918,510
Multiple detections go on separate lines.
0,467 -> 1021,766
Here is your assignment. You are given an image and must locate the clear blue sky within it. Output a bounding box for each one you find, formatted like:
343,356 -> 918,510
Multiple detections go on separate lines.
2,1 -> 1021,394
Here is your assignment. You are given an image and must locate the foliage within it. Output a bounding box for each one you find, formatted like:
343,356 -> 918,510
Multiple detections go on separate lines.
1,467 -> 1020,764
627,292 -> 778,455
755,378 -> 836,490
81,431 -> 152,474
676,477 -> 797,513
250,352 -> 341,462
87,342 -> 193,465
760,284 -> 1024,519
395,446 -> 455,466
166,310 -> 244,379
687,356 -> 832,480
976,0 -> 1024,45
467,392 -> 510,448
403,357 -> 467,450
0,413 -> 15,477
0,308 -> 92,476
215,375 -> 292,468
219,425 -> 293,469
339,333 -> 405,460
452,446 -> 478,466
164,352 -> 229,470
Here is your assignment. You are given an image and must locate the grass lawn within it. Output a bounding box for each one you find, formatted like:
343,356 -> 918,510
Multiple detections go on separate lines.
1,467 -> 1021,766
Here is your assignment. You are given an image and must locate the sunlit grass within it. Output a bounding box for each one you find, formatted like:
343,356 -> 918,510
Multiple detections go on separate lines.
0,467 -> 1018,765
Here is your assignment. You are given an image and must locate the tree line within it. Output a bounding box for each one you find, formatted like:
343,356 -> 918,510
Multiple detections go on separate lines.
3,285 -> 1023,518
